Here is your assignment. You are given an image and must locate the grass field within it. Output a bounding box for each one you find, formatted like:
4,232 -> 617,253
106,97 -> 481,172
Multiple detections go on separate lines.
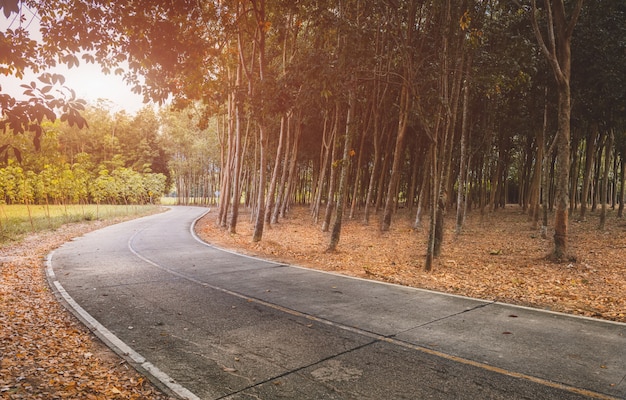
0,203 -> 164,245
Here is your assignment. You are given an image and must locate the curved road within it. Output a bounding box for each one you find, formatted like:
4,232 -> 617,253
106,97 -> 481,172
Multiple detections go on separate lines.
47,206 -> 625,399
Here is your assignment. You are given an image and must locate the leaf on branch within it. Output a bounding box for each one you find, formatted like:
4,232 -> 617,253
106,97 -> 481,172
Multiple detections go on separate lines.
52,74 -> 65,85
1,0 -> 20,18
39,73 -> 52,84
81,54 -> 96,63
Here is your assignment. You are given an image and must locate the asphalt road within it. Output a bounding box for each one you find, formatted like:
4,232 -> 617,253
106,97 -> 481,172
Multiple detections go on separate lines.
47,206 -> 626,400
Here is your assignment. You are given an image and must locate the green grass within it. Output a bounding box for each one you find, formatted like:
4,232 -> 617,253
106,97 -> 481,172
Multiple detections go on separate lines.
0,203 -> 164,244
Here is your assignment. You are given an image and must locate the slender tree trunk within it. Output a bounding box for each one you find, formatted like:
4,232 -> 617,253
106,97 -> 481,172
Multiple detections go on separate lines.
251,0 -> 267,243
381,80 -> 410,231
312,111 -> 331,222
272,113 -> 292,224
349,120 -> 367,219
328,92 -> 355,252
413,152 -> 430,229
530,0 -> 583,260
252,124 -> 267,242
580,127 -> 598,220
569,135 -> 580,215
322,104 -> 340,232
599,130 -> 613,230
425,139 -> 438,272
279,116 -> 301,218
228,64 -> 243,234
617,155 -> 626,218
531,94 -> 546,229
380,0 -> 416,231
265,114 -> 287,225
456,57 -> 471,234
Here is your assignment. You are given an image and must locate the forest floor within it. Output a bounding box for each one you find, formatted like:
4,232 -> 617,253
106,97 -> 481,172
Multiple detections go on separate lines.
0,218 -> 174,400
196,205 -> 625,324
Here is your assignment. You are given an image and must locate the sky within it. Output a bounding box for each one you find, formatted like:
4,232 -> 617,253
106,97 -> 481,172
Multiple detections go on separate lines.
1,7 -> 149,115
2,64 -> 150,115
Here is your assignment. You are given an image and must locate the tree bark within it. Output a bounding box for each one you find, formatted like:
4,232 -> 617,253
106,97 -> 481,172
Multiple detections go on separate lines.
530,0 -> 584,260
579,127 -> 598,220
456,57 -> 471,234
599,130 -> 613,230
328,92 -> 355,252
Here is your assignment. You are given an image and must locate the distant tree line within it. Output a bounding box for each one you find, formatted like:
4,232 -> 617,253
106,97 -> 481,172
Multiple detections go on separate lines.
0,105 -> 169,205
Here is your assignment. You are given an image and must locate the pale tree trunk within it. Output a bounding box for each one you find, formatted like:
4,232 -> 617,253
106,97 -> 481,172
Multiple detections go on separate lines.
599,130 -> 614,230
579,127 -> 598,220
349,119 -> 367,219
532,87 -> 548,230
455,57 -> 471,234
322,104 -> 340,232
363,109 -> 382,225
218,115 -> 233,227
569,135 -> 581,214
265,114 -> 287,225
272,113 -> 292,224
530,0 -> 584,260
228,63 -> 244,234
279,116 -> 301,218
312,111 -> 332,222
414,148 -> 431,229
618,156 -> 625,218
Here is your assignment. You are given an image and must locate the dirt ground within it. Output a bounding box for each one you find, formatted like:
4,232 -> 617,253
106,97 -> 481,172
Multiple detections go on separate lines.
196,205 -> 625,324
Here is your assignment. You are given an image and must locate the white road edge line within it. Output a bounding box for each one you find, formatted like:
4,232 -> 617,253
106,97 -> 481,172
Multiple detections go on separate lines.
45,250 -> 201,400
189,210 -> 626,327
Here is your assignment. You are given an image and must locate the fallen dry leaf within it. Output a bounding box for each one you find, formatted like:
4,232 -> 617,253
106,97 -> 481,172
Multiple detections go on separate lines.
0,219 -> 175,400
197,205 -> 626,323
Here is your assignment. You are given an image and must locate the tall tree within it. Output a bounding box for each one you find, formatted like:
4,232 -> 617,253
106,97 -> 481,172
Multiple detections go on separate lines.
530,0 -> 584,260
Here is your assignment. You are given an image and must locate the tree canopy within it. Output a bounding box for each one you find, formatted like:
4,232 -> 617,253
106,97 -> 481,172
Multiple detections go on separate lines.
2,0 -> 625,268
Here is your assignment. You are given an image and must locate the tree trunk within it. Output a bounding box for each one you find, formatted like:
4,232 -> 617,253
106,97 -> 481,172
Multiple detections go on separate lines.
328,93 -> 355,252
251,0 -> 267,243
228,64 -> 244,234
599,130 -> 613,230
322,104 -> 340,232
381,80 -> 410,231
272,113 -> 292,224
618,156 -> 625,218
279,116 -> 301,218
349,118 -> 367,219
265,114 -> 287,225
552,82 -> 571,259
455,57 -> 471,234
530,91 -> 546,229
579,127 -> 597,220
312,111 -> 332,222
530,0 -> 583,261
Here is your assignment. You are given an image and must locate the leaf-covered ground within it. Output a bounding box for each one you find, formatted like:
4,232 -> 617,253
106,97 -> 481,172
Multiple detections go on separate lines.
0,220 -> 174,400
197,206 -> 625,323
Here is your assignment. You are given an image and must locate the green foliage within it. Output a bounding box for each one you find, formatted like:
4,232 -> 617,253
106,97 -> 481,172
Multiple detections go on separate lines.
0,102 -> 169,205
